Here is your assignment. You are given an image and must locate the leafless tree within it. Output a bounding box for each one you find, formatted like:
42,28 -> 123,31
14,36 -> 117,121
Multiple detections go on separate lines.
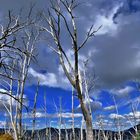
0,9 -> 38,140
0,7 -> 41,139
17,28 -> 40,140
41,0 -> 101,139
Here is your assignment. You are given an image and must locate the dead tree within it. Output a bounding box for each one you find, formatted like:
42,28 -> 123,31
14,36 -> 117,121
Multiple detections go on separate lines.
0,10 -> 38,140
0,6 -> 44,140
72,87 -> 76,140
41,0 -> 101,139
17,29 -> 40,140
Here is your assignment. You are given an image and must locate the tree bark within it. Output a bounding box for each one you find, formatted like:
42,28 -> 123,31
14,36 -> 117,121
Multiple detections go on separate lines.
79,96 -> 94,140
86,123 -> 94,140
72,87 -> 76,140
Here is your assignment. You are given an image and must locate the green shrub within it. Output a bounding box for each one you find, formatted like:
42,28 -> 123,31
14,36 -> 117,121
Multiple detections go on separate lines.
136,133 -> 140,140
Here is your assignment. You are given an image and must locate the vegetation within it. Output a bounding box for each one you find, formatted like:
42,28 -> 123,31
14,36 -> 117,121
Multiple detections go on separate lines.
136,133 -> 140,140
0,134 -> 14,140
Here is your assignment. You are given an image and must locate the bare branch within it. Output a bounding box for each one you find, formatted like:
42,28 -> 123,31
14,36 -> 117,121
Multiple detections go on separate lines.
78,25 -> 102,51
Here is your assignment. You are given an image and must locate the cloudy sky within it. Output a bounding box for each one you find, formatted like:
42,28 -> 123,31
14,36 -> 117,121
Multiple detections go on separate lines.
0,0 -> 140,131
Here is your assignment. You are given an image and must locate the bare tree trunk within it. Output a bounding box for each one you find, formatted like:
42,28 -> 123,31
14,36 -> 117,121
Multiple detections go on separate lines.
77,87 -> 93,140
74,25 -> 93,140
83,63 -> 94,140
86,120 -> 94,140
18,53 -> 27,140
72,87 -> 76,140
81,117 -> 84,140
59,97 -> 62,140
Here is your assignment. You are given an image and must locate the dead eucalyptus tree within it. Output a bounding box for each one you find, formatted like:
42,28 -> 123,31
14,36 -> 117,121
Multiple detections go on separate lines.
0,8 -> 41,140
0,10 -> 35,140
17,28 -> 40,140
41,0 -> 100,139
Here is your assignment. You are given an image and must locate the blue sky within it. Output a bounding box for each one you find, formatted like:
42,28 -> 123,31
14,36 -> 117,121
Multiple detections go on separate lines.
0,0 -> 140,131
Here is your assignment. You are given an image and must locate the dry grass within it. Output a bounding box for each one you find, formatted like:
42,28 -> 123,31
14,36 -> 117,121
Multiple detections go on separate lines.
0,134 -> 14,140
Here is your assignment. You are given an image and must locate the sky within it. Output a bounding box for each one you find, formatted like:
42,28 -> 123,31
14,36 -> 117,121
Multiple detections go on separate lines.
0,0 -> 140,131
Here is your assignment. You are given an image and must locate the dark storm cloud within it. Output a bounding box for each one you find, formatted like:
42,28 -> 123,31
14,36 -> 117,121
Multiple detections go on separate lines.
89,11 -> 140,88
30,0 -> 140,89
71,0 -> 140,89
0,0 -> 46,13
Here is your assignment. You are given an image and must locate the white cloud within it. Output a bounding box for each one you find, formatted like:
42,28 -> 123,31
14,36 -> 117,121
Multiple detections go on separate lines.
94,3 -> 122,35
111,86 -> 134,98
0,89 -> 16,108
125,111 -> 140,119
103,96 -> 140,113
29,68 -> 57,87
109,113 -> 125,119
76,98 -> 102,112
60,113 -> 83,118
0,121 -> 6,126
23,112 -> 83,119
29,67 -> 71,89
91,100 -> 102,111
104,105 -> 116,111
0,88 -> 7,93
0,88 -> 28,112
